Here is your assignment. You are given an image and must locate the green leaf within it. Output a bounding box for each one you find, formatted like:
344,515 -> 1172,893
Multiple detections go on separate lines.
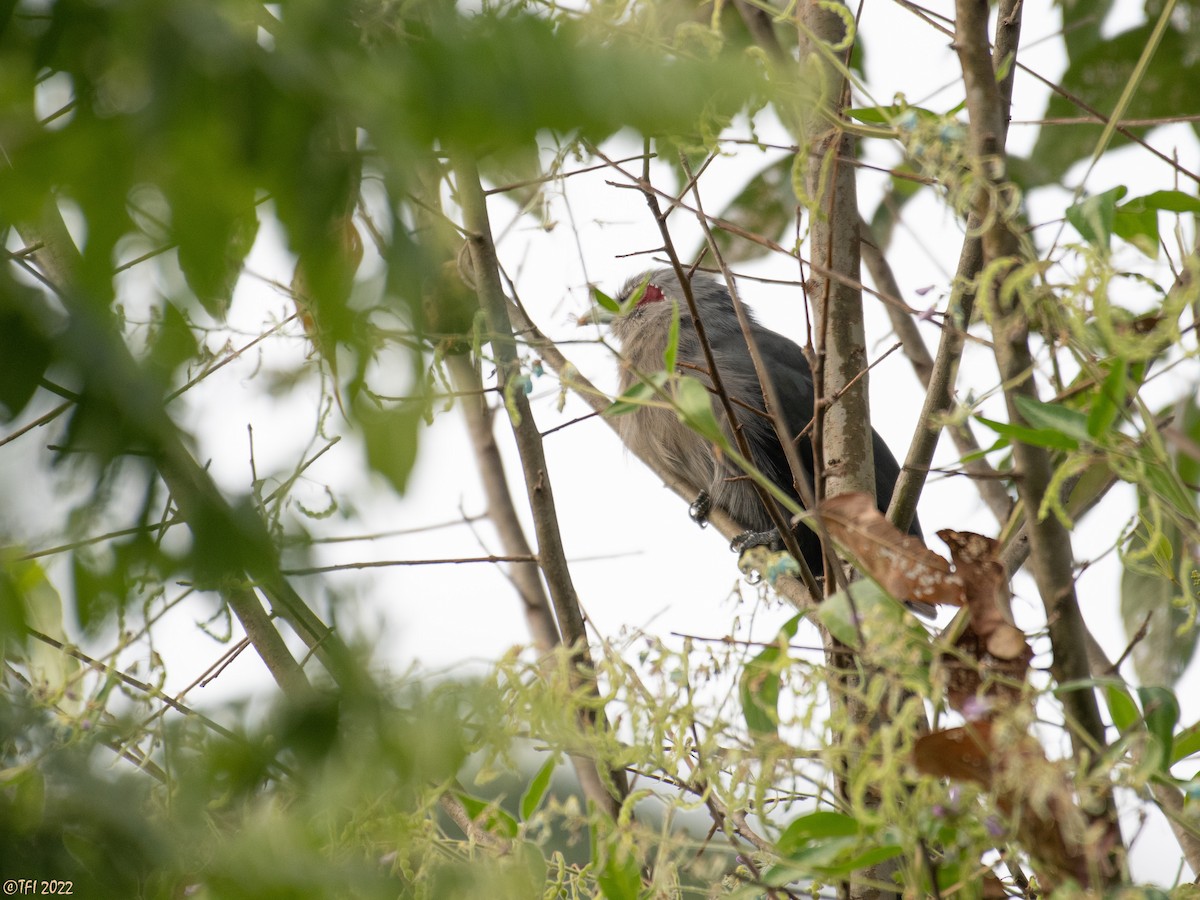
1138,686 -> 1181,770
619,275 -> 650,316
815,842 -> 905,878
592,286 -> 620,314
674,375 -> 724,445
71,550 -> 129,636
816,580 -> 931,659
0,297 -> 54,423
393,14 -> 763,151
520,755 -> 556,821
0,556 -> 31,653
847,104 -> 943,125
1026,23 -> 1200,186
177,204 -> 259,320
593,831 -> 641,900
975,415 -> 1079,452
1171,721 -> 1200,764
1013,394 -> 1092,443
739,614 -> 801,738
1106,190 -> 1200,259
145,300 -> 199,388
662,301 -> 680,373
455,791 -> 519,839
766,825 -> 904,882
1104,684 -> 1140,733
1060,0 -> 1116,63
1136,190 -> 1200,214
959,434 -> 1010,463
740,644 -> 783,737
1142,455 -> 1199,521
777,811 -> 859,855
1086,359 -> 1127,439
356,399 -> 424,494
1174,395 -> 1200,488
1065,186 -> 1126,250
1112,203 -> 1160,258
604,371 -> 668,418
1121,519 -> 1199,687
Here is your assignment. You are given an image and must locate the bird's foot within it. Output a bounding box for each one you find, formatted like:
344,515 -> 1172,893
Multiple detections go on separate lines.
688,490 -> 712,527
730,527 -> 785,554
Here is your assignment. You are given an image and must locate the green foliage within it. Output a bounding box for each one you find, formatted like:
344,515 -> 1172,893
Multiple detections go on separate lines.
355,394 -> 426,495
2,0 -> 1200,895
1026,17 -> 1200,185
0,291 -> 54,422
674,375 -> 727,446
766,810 -> 903,883
1122,513 -> 1200,688
739,613 -> 800,737
1067,187 -> 1200,257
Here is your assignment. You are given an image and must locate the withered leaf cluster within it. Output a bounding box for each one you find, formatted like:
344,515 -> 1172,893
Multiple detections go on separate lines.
815,493 -> 1114,888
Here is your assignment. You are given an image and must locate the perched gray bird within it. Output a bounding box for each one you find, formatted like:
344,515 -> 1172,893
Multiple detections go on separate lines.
608,267 -> 922,576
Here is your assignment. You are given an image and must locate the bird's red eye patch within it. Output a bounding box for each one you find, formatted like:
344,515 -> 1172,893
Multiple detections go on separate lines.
641,284 -> 665,304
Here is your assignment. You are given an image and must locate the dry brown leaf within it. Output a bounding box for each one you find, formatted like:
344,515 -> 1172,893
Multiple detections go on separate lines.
912,720 -> 993,786
986,623 -> 1029,661
291,214 -> 364,356
980,872 -> 1011,899
938,529 -> 1012,641
816,492 -> 966,607
930,531 -> 1032,713
914,722 -> 1102,889
943,628 -> 1032,715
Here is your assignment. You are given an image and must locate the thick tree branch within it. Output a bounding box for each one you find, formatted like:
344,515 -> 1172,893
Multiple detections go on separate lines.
447,355 -> 562,654
880,0 -> 1022,533
862,220 -> 1013,527
16,213 -> 333,699
952,0 -> 1121,879
451,153 -> 628,818
797,3 -> 904,896
409,160 -> 562,657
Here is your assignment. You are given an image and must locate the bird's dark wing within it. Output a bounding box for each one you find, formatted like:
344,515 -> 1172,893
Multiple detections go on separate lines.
706,321 -> 921,540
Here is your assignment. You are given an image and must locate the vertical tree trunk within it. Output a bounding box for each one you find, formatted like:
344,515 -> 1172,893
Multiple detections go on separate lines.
796,3 -> 899,897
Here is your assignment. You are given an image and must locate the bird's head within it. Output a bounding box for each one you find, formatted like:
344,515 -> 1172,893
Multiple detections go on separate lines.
599,268 -> 741,344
